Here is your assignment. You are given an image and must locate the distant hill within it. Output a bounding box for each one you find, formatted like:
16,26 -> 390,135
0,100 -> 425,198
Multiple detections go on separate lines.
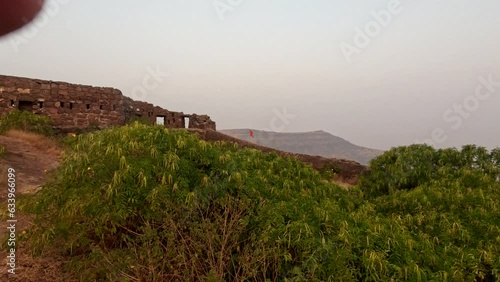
219,129 -> 384,165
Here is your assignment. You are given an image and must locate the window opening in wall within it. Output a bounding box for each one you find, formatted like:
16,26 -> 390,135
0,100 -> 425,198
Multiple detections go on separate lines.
69,102 -> 73,109
99,105 -> 104,110
86,104 -> 91,110
156,116 -> 165,126
10,100 -> 15,107
184,117 -> 190,128
38,101 -> 44,108
60,102 -> 65,108
18,101 -> 32,111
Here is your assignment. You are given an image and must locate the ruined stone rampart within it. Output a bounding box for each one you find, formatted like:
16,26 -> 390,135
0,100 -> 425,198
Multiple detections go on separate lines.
0,75 -> 216,131
189,114 -> 217,130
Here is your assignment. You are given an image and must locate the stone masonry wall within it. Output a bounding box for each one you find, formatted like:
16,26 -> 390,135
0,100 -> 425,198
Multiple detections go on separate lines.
189,114 -> 216,131
0,75 -> 216,132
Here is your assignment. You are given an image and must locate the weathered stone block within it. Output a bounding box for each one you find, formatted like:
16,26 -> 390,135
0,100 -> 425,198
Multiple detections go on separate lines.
17,88 -> 31,94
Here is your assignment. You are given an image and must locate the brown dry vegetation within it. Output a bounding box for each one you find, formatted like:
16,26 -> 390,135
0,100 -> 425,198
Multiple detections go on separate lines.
331,175 -> 354,190
0,232 -> 75,281
4,130 -> 60,154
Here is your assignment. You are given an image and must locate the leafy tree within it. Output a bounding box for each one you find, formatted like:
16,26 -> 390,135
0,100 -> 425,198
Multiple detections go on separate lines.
360,144 -> 437,197
361,144 -> 499,198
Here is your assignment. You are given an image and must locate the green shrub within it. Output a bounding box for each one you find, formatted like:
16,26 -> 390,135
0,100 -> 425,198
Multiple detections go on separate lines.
26,123 -> 348,281
0,110 -> 55,136
360,144 -> 500,198
22,125 -> 500,281
370,181 -> 500,281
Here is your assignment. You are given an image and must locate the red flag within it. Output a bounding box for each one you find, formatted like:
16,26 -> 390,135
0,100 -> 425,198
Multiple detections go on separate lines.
249,129 -> 254,138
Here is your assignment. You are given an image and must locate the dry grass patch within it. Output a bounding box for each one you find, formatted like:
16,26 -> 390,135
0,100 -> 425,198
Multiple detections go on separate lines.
332,175 -> 354,190
0,242 -> 76,282
4,130 -> 60,154
0,162 -> 6,190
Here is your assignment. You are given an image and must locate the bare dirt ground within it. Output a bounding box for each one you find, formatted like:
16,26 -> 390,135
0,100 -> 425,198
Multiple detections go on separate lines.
0,134 -> 74,281
0,134 -> 60,200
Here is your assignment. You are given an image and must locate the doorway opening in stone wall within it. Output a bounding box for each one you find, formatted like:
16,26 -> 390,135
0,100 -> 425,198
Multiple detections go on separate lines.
156,116 -> 165,126
18,101 -> 33,112
184,117 -> 190,128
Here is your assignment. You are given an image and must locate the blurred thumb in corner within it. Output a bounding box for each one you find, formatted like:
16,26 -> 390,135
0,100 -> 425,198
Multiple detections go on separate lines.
0,0 -> 45,37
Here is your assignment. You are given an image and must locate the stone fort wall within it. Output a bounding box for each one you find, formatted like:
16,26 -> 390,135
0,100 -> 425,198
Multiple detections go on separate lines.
0,75 -> 216,132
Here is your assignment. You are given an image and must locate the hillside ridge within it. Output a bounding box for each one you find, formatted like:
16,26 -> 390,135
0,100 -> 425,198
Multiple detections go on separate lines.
188,129 -> 368,184
220,129 -> 383,165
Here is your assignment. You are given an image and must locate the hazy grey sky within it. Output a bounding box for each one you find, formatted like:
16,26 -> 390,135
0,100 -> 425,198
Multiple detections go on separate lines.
1,0 -> 499,150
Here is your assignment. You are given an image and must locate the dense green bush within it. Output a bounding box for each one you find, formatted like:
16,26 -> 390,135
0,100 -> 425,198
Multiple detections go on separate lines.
360,144 -> 500,198
26,123 -> 350,281
369,182 -> 500,281
23,124 -> 500,281
0,110 -> 55,136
